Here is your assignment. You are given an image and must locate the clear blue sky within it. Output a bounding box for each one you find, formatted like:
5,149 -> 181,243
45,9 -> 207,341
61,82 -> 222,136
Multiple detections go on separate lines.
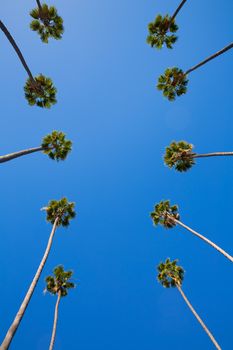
1,1 -> 233,349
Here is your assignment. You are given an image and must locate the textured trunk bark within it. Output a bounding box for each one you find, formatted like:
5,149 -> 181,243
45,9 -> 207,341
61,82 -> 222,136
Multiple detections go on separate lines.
0,146 -> 44,163
49,290 -> 61,350
0,218 -> 59,350
177,285 -> 221,350
170,0 -> 187,22
193,152 -> 233,159
185,43 -> 233,75
0,20 -> 35,81
174,218 -> 233,263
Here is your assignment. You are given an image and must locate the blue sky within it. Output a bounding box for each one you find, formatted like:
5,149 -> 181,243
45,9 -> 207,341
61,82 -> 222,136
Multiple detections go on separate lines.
1,1 -> 233,349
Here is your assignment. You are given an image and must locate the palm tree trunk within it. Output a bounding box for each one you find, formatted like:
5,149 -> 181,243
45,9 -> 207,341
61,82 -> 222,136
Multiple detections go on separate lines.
0,146 -> 44,163
173,217 -> 233,263
176,285 -> 221,350
0,217 -> 59,350
193,152 -> 233,159
185,43 -> 233,75
170,0 -> 187,22
49,290 -> 61,350
36,0 -> 42,11
0,20 -> 35,81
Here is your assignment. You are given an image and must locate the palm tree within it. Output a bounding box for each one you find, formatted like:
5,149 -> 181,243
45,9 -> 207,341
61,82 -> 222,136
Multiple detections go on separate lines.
164,140 -> 233,172
147,0 -> 187,49
0,131 -> 72,164
30,1 -> 64,43
45,265 -> 75,350
151,200 -> 233,263
0,198 -> 76,350
157,42 -> 233,100
157,258 -> 221,350
0,19 -> 57,107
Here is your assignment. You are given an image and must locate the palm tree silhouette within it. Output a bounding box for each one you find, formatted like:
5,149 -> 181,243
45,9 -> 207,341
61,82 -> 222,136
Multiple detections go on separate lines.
0,131 -> 72,164
151,200 -> 233,262
157,258 -> 221,350
147,0 -> 187,49
45,265 -> 75,350
0,19 -> 57,107
164,140 -> 233,172
157,42 -> 233,100
0,198 -> 76,350
30,1 -> 64,43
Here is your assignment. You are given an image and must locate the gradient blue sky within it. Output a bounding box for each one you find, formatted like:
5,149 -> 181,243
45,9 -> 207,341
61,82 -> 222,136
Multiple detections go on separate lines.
1,1 -> 233,349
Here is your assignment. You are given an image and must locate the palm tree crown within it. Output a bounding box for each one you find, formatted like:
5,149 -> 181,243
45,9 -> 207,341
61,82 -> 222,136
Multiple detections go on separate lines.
24,74 -> 57,108
147,15 -> 178,49
157,43 -> 233,101
157,258 -> 184,288
157,67 -> 188,101
30,3 -> 64,43
45,265 -> 75,297
45,198 -> 76,227
151,200 -> 179,228
164,141 -> 195,171
164,140 -> 233,171
42,131 -> 72,161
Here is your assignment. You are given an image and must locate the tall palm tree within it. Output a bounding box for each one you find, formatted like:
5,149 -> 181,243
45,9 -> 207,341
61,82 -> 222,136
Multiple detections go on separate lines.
157,42 -> 233,100
0,19 -> 57,107
45,265 -> 75,350
147,0 -> 187,49
0,131 -> 72,164
0,198 -> 76,350
30,1 -> 64,43
151,200 -> 233,263
164,140 -> 233,172
157,258 -> 221,350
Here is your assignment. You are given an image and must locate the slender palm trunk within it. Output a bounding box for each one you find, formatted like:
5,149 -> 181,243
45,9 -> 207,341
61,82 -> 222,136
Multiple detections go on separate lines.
176,285 -> 221,350
170,0 -> 187,22
49,290 -> 61,350
0,146 -> 44,163
0,217 -> 59,350
36,0 -> 42,11
192,152 -> 233,159
172,217 -> 233,263
185,43 -> 233,75
0,20 -> 35,81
